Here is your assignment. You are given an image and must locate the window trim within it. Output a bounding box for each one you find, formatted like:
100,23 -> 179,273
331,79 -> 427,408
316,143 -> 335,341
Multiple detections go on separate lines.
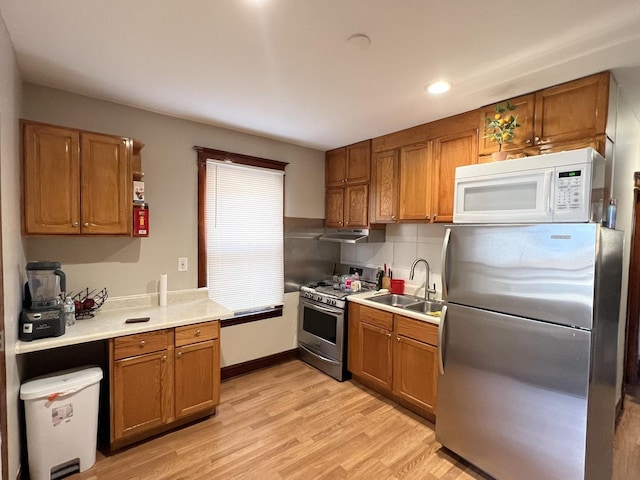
194,146 -> 288,313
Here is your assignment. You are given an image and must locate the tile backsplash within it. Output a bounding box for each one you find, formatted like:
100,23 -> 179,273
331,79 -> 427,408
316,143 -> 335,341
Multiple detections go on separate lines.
341,223 -> 446,297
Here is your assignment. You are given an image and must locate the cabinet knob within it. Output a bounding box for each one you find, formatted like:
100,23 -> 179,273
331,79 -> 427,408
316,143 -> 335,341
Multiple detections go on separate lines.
84,222 -> 90,227
177,352 -> 182,358
425,215 -> 429,219
391,215 -> 396,220
526,138 -> 532,144
387,333 -> 392,339
534,136 -> 540,143
433,213 -> 438,220
195,329 -> 201,336
162,355 -> 166,362
72,221 -> 79,227
396,336 -> 400,342
139,340 -> 145,347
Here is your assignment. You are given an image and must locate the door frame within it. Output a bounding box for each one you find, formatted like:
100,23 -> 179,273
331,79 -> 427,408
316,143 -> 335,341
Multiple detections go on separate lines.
0,114 -> 9,479
624,172 -> 640,385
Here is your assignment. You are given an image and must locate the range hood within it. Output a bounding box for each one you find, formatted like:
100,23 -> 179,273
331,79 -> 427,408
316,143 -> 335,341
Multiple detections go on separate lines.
318,228 -> 386,244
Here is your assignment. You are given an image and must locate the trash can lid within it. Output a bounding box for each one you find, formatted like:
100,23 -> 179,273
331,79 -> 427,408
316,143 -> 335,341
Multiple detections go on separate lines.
20,366 -> 103,401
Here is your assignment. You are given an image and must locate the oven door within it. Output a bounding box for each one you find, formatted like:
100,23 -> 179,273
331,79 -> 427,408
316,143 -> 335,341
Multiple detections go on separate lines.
298,296 -> 344,361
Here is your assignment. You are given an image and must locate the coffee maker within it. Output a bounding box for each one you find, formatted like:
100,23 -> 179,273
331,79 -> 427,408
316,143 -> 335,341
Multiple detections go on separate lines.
19,261 -> 66,341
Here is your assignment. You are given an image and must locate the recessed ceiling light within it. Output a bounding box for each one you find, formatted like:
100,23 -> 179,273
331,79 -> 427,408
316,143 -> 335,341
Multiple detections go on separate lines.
426,81 -> 452,95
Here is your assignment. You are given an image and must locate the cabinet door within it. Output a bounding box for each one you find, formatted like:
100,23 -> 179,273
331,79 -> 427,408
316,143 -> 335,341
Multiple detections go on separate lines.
359,321 -> 393,392
175,339 -> 220,418
23,123 -> 81,234
533,72 -> 609,146
326,148 -> 347,187
478,94 -> 536,155
393,334 -> 438,414
346,140 -> 371,184
112,350 -> 172,440
80,132 -> 131,235
432,129 -> 478,223
399,143 -> 432,221
325,187 -> 344,227
371,150 -> 399,223
344,184 -> 368,228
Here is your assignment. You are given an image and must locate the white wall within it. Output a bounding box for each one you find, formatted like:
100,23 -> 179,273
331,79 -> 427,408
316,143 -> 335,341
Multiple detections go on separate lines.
20,85 -> 325,370
0,12 -> 26,479
341,223 -> 446,297
611,88 -> 640,397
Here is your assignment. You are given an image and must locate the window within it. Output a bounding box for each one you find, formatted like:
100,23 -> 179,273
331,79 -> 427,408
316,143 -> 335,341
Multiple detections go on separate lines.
195,146 -> 288,323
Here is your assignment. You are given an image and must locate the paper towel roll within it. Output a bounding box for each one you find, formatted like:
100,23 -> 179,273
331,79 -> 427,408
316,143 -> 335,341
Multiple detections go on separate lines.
159,274 -> 168,307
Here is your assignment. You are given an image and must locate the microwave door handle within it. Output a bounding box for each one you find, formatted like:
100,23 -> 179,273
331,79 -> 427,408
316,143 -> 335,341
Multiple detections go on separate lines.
441,227 -> 451,300
545,171 -> 553,215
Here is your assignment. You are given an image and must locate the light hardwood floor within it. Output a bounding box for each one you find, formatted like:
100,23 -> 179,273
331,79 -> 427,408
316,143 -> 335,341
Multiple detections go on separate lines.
72,360 -> 640,480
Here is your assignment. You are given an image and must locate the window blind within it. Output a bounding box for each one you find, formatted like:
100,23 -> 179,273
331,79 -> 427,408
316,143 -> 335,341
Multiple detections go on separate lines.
205,160 -> 284,313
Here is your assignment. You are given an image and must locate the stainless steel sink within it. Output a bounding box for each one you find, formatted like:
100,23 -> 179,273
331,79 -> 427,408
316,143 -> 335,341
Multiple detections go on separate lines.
366,294 -> 422,307
404,300 -> 444,314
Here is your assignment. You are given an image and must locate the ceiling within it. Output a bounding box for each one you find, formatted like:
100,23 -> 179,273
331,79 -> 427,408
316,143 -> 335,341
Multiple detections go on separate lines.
2,0 -> 640,151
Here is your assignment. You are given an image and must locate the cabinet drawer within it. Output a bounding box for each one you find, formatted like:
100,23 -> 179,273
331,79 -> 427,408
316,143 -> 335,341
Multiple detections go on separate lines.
395,315 -> 438,346
175,321 -> 219,347
360,305 -> 393,330
113,330 -> 170,360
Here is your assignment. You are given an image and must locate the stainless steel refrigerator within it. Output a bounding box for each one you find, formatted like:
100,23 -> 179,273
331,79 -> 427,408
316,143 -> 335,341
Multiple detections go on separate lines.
436,223 -> 623,480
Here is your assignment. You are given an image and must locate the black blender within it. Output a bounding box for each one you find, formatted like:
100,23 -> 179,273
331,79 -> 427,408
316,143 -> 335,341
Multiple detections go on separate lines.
19,261 -> 66,341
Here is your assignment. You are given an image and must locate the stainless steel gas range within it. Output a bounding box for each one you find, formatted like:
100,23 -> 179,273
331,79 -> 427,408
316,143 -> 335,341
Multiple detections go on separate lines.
298,267 -> 375,381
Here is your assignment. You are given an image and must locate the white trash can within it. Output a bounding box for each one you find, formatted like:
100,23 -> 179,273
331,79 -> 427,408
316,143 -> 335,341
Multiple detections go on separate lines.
20,366 -> 103,480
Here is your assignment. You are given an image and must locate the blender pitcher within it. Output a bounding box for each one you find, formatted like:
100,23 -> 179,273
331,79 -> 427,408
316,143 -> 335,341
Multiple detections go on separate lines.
26,261 -> 66,308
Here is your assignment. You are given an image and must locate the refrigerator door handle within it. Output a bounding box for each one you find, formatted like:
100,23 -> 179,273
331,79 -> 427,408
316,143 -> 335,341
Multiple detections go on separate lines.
438,304 -> 447,375
441,227 -> 451,300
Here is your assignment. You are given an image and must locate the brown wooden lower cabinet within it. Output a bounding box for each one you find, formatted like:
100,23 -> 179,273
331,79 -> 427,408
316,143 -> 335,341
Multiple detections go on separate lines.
349,303 -> 439,420
109,320 -> 220,449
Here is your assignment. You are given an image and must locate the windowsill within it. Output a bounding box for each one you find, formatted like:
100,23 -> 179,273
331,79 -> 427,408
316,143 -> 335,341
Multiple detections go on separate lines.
220,305 -> 284,327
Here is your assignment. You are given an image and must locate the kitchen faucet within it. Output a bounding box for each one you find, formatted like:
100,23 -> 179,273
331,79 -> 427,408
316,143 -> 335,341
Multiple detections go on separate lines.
410,258 -> 437,301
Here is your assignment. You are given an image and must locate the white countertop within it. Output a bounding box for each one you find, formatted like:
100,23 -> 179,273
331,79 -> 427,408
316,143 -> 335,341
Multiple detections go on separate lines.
348,290 -> 441,326
16,288 -> 234,354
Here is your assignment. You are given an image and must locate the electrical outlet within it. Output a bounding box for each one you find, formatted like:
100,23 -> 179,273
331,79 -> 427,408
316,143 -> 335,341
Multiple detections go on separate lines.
178,257 -> 188,272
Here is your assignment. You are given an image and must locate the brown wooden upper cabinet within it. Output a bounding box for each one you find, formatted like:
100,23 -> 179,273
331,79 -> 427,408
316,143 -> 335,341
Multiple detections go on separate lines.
478,72 -> 610,156
23,120 -> 139,236
325,140 -> 371,227
371,127 -> 477,224
370,149 -> 400,223
399,143 -> 433,221
326,140 -> 371,187
431,129 -> 479,223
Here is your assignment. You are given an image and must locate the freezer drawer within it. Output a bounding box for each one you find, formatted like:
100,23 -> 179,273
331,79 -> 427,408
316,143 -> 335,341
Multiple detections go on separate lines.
436,303 -> 591,480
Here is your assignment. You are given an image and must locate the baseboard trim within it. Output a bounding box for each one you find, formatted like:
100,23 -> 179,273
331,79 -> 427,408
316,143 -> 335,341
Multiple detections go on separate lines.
221,349 -> 299,381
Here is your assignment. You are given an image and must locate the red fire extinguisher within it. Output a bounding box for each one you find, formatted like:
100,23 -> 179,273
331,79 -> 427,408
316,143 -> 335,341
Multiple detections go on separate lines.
133,205 -> 149,237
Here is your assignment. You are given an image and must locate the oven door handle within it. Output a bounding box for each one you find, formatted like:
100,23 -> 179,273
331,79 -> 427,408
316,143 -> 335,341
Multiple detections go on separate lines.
299,344 -> 341,365
300,297 -> 343,315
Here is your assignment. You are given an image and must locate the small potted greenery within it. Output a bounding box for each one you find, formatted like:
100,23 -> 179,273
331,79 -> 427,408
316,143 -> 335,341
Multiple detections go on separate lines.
484,102 -> 520,160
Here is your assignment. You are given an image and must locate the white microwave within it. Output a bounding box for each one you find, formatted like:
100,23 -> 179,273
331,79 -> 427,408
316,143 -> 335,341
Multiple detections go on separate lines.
453,148 -> 605,223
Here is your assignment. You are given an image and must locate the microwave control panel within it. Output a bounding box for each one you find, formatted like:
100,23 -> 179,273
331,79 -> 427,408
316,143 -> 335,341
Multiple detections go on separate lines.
555,170 -> 583,210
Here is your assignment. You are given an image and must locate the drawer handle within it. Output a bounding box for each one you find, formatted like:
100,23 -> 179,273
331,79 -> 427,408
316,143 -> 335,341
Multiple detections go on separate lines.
139,340 -> 145,348
195,329 -> 201,336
